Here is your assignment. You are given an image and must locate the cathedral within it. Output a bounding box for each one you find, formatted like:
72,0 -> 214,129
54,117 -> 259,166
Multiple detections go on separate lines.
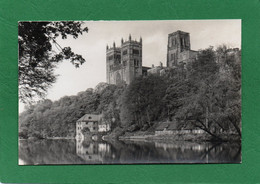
106,30 -> 197,85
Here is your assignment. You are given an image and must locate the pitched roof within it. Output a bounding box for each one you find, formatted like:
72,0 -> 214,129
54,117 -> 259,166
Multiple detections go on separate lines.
155,122 -> 178,131
77,114 -> 102,122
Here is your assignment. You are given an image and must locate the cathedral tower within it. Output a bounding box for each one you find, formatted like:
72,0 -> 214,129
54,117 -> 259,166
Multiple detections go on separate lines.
167,30 -> 191,67
106,35 -> 142,85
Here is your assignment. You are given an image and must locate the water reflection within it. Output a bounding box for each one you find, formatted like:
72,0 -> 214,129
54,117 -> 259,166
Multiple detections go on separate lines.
19,139 -> 241,165
76,139 -> 111,163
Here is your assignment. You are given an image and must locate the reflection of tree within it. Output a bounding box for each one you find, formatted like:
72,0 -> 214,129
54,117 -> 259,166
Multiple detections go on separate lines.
19,139 -> 86,165
19,139 -> 241,165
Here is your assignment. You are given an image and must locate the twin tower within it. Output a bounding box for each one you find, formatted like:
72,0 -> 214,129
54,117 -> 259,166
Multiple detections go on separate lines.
106,30 -> 196,85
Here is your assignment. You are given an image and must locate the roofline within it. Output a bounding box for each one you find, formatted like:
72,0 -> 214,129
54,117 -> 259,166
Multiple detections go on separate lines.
168,30 -> 190,37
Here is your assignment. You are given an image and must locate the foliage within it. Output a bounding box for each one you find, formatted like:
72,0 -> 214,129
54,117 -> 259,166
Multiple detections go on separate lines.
174,46 -> 241,139
19,21 -> 88,103
19,45 -> 241,140
120,75 -> 167,128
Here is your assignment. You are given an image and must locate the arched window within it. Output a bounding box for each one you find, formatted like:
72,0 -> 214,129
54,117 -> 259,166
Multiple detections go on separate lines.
116,72 -> 122,85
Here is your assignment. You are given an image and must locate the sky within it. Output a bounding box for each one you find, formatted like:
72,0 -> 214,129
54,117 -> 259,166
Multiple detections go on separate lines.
19,20 -> 241,113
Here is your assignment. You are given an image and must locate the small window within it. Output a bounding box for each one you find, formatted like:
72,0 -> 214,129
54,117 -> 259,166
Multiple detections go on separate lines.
123,50 -> 127,55
88,116 -> 92,119
171,54 -> 174,60
108,55 -> 113,60
134,59 -> 139,67
133,49 -> 139,55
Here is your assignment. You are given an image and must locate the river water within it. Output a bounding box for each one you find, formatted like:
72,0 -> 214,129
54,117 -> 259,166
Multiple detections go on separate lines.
19,139 -> 241,165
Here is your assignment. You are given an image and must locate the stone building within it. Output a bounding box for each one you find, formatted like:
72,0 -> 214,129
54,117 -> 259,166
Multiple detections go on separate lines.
106,35 -> 150,85
167,30 -> 197,67
76,114 -> 110,140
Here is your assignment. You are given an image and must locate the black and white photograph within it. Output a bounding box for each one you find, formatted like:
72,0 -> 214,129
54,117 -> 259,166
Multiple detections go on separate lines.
18,20 -> 241,165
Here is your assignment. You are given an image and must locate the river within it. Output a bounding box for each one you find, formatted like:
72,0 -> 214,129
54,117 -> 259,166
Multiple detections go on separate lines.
19,139 -> 241,165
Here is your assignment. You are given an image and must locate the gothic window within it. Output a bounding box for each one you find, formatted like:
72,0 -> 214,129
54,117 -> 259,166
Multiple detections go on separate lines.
116,54 -> 121,61
108,55 -> 113,60
174,53 -> 177,65
133,49 -> 139,55
123,50 -> 127,55
171,54 -> 174,60
116,72 -> 122,85
134,59 -> 139,67
172,38 -> 175,46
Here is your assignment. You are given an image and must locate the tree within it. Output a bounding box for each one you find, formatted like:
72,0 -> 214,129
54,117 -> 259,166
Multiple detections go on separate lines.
18,21 -> 88,103
174,46 -> 241,140
120,75 -> 167,128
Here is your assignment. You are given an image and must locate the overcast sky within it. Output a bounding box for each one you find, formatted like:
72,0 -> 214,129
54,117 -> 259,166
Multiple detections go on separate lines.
19,20 -> 241,113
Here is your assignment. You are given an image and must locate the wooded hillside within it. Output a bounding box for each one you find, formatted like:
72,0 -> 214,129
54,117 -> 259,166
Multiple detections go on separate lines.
19,46 -> 241,140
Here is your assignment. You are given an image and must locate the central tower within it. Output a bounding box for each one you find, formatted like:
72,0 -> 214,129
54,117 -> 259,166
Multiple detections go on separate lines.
106,35 -> 142,85
167,30 -> 191,67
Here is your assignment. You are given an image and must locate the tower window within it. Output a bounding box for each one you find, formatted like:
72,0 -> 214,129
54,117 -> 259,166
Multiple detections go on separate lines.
133,49 -> 139,55
171,54 -> 174,60
134,59 -> 139,67
108,55 -> 113,60
123,50 -> 127,55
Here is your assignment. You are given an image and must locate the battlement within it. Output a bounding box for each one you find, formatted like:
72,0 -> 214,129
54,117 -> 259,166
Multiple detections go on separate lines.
168,30 -> 190,37
107,34 -> 142,52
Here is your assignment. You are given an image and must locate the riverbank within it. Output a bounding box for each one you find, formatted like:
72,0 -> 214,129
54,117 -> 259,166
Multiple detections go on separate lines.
118,133 -> 212,142
116,131 -> 241,143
